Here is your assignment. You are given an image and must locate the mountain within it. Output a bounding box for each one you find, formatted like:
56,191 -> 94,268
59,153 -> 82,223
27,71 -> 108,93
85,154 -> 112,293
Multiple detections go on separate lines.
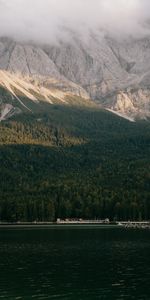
0,33 -> 150,222
0,34 -> 150,121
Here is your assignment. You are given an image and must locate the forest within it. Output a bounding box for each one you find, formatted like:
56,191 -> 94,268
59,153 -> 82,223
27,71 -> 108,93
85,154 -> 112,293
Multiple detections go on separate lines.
0,104 -> 150,222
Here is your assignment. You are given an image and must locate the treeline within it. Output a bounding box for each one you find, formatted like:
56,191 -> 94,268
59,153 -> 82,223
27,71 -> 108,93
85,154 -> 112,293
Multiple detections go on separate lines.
0,181 -> 150,222
0,105 -> 150,222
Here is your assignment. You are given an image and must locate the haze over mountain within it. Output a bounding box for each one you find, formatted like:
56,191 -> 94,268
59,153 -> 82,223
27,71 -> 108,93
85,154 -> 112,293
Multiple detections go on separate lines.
1,0 -> 150,42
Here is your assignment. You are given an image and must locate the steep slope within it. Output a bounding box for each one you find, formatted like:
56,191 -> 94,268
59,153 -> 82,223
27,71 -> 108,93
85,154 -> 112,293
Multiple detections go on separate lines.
45,35 -> 135,96
0,70 -> 93,120
0,34 -> 150,119
45,35 -> 150,119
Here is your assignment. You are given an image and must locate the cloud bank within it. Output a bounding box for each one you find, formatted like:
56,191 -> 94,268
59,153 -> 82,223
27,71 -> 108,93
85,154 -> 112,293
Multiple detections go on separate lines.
0,0 -> 150,43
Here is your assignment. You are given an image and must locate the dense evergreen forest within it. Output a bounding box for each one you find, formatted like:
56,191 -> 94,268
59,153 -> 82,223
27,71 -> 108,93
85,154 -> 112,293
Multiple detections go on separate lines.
0,103 -> 150,222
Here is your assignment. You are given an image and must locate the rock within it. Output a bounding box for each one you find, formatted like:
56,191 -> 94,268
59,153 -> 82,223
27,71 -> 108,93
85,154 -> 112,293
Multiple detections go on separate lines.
0,32 -> 150,119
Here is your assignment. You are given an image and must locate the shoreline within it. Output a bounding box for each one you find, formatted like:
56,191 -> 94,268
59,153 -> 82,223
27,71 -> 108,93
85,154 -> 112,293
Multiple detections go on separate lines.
0,222 -> 116,226
0,221 -> 119,228
0,221 -> 150,229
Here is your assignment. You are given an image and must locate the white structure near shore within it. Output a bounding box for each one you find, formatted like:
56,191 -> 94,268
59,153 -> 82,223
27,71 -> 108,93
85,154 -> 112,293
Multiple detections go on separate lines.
56,218 -> 110,224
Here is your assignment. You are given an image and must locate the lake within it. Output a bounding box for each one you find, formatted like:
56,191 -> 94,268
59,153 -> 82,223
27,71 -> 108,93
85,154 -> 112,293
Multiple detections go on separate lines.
0,225 -> 150,299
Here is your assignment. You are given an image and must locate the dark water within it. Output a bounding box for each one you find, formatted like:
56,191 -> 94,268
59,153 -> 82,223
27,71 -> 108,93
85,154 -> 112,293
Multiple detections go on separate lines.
0,226 -> 150,300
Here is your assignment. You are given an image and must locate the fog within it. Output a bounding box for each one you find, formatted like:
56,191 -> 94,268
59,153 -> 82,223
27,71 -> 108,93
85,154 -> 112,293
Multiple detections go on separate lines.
0,0 -> 150,44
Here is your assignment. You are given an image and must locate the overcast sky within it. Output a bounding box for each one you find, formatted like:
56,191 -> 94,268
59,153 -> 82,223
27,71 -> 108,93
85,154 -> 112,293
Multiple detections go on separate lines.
0,0 -> 150,43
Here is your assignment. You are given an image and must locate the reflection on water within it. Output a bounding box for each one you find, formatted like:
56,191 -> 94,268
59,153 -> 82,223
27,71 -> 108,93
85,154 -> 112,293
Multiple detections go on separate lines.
0,226 -> 150,299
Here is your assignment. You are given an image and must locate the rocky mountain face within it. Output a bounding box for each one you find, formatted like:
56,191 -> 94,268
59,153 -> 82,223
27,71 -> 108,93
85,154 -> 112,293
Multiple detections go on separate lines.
0,34 -> 150,120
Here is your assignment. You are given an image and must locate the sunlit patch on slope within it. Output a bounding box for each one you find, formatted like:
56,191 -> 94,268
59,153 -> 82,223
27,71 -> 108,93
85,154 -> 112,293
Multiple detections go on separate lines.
0,103 -> 20,121
106,108 -> 135,122
0,70 -> 91,109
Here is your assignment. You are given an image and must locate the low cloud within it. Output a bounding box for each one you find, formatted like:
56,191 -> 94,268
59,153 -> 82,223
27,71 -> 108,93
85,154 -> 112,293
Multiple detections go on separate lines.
0,0 -> 150,44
